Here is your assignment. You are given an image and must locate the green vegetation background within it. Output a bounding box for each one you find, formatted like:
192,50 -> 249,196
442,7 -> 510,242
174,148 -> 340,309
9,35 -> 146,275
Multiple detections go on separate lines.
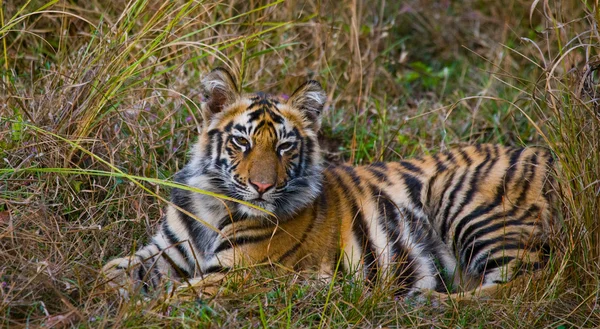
0,0 -> 599,327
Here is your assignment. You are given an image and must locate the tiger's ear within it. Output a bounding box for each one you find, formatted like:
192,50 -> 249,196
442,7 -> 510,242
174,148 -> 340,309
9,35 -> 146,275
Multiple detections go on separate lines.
287,80 -> 327,130
200,67 -> 239,117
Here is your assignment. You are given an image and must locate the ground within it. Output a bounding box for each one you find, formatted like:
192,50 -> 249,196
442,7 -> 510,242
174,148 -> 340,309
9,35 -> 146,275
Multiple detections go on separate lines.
1,0 -> 599,327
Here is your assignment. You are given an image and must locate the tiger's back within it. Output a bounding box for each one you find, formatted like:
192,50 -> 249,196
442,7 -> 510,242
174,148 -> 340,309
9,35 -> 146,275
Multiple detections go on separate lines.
102,68 -> 557,299
323,144 -> 556,294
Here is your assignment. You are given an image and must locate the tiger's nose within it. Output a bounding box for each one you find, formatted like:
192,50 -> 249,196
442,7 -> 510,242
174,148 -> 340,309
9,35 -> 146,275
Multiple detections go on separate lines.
249,180 -> 274,194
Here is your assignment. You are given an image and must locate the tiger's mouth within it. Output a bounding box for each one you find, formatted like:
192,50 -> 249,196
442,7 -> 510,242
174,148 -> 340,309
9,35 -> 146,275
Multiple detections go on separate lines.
236,192 -> 271,206
237,198 -> 275,217
248,198 -> 265,204
248,197 -> 272,208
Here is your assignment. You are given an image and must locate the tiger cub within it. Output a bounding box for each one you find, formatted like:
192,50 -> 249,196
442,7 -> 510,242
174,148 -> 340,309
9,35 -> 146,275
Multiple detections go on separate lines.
102,68 -> 556,299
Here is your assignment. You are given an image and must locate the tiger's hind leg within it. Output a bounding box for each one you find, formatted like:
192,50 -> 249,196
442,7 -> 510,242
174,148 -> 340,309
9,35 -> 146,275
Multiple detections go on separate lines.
445,269 -> 544,305
437,251 -> 546,304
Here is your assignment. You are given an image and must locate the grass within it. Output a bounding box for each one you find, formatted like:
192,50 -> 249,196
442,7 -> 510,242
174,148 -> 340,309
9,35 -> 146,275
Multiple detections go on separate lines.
1,0 -> 599,327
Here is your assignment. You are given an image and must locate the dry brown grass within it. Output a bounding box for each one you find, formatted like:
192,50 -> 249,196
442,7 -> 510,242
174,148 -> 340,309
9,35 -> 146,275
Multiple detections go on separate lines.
1,0 -> 599,327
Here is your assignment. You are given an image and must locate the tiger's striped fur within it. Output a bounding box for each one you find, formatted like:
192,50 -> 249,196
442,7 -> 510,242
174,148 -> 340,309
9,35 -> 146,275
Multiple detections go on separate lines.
102,68 -> 556,299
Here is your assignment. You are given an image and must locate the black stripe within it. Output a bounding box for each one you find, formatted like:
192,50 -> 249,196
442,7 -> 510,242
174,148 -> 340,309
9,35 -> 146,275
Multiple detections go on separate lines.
254,120 -> 266,132
207,129 -> 220,137
139,268 -> 149,293
400,172 -> 423,209
170,186 -> 218,257
485,243 -> 527,256
458,205 -> 539,266
458,151 -> 539,249
278,191 -> 326,264
276,208 -> 319,264
244,101 -> 262,112
137,250 -> 160,293
372,187 -> 424,294
223,121 -> 233,132
480,144 -> 500,177
332,170 -> 378,283
162,224 -> 190,260
213,232 -> 276,254
373,188 -> 403,260
367,166 -> 388,182
217,213 -> 248,231
203,265 -> 229,274
373,184 -> 446,292
425,171 -> 439,213
457,148 -> 473,166
354,203 -> 379,284
224,222 -> 274,236
451,148 -> 525,251
170,188 -> 199,234
290,127 -> 300,139
162,224 -> 194,277
432,153 -> 448,172
440,146 -> 494,242
213,131 -> 224,166
339,165 -> 362,188
438,170 -> 468,241
269,110 -> 285,124
225,143 -> 237,157
398,160 -> 424,175
295,137 -> 307,178
263,121 -> 277,138
247,108 -> 265,121
138,259 -> 147,283
515,153 -> 539,205
370,183 -> 426,235
395,253 -> 421,296
510,152 -> 538,207
476,256 -> 516,277
443,150 -> 457,166
461,232 -> 518,266
371,162 -> 387,169
431,170 -> 456,224
233,124 -> 248,134
447,147 -> 492,221
305,136 -> 316,167
160,251 -> 193,281
205,129 -> 221,159
503,147 -> 526,187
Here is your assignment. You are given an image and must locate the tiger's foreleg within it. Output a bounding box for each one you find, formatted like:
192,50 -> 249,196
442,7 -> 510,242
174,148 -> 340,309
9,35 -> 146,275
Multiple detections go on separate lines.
102,224 -> 199,297
101,243 -> 166,298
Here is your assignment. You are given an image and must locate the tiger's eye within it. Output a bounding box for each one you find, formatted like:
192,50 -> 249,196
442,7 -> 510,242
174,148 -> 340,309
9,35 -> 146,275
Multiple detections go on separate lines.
233,136 -> 250,148
277,142 -> 295,154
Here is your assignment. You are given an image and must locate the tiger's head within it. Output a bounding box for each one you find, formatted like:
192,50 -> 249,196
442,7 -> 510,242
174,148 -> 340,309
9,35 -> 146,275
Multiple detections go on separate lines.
188,68 -> 326,219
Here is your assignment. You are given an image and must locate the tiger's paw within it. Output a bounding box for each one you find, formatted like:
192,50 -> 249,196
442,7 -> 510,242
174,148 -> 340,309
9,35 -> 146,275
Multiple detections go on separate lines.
101,256 -> 143,299
404,289 -> 451,309
175,273 -> 227,299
